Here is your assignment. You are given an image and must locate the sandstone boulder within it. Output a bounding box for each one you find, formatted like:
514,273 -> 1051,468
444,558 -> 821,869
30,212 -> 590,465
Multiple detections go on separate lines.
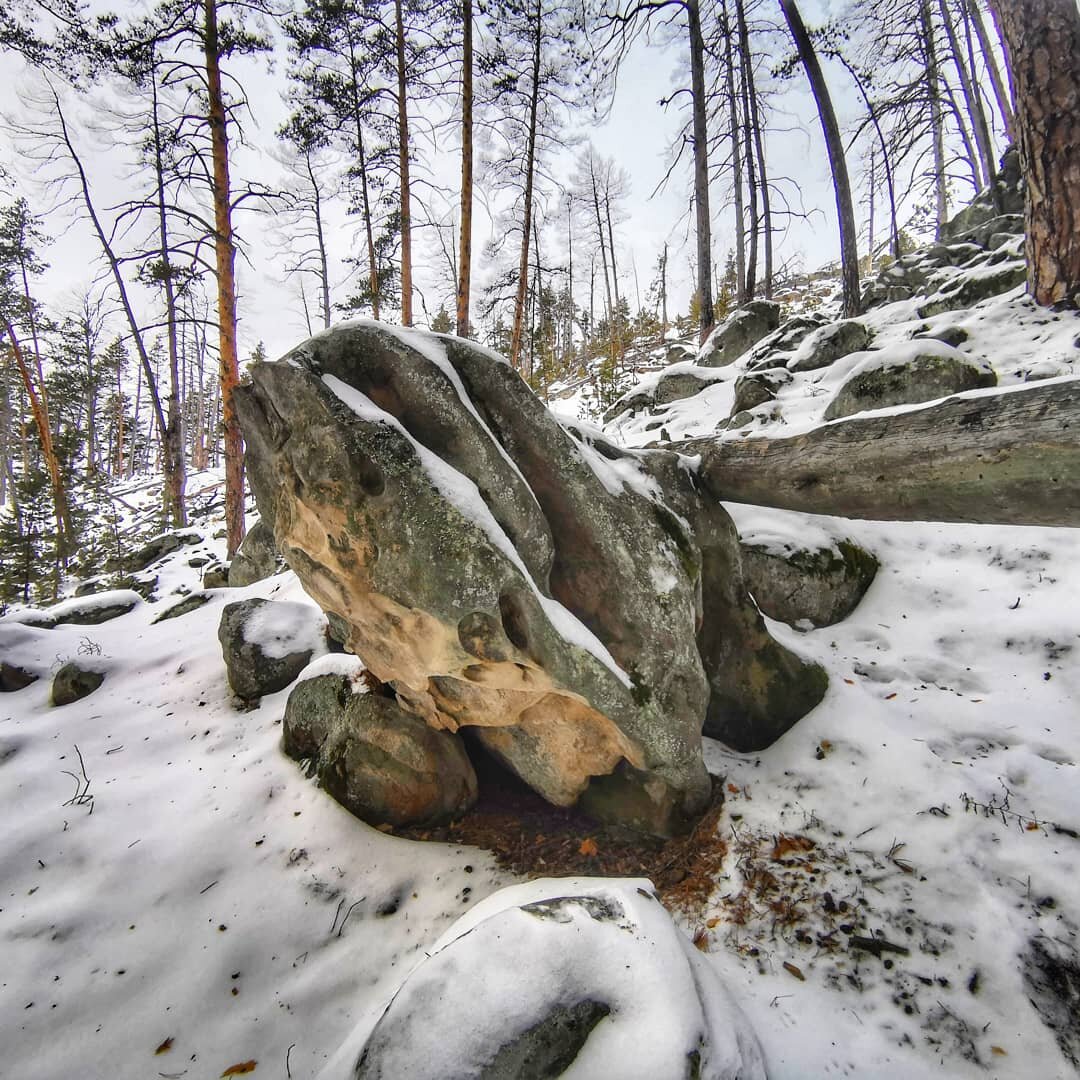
353,878 -> 767,1080
698,301 -> 781,368
284,665 -> 477,827
236,322 -> 826,832
825,342 -> 996,421
218,598 -> 327,701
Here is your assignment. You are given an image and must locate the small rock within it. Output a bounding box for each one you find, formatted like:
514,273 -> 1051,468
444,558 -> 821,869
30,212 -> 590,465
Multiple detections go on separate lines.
0,662 -> 38,692
52,662 -> 105,706
153,593 -> 211,624
227,520 -> 283,587
202,565 -> 230,590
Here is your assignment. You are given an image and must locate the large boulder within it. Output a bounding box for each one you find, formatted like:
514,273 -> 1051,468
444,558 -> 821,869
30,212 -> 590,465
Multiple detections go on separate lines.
916,259 -> 1027,318
353,878 -> 767,1080
731,368 -> 790,416
16,590 -> 140,629
787,320 -> 872,374
228,519 -> 283,587
235,322 -> 825,833
698,301 -> 781,368
218,598 -> 327,701
283,664 -> 477,827
824,341 -> 997,421
741,537 -> 879,629
653,369 -> 714,406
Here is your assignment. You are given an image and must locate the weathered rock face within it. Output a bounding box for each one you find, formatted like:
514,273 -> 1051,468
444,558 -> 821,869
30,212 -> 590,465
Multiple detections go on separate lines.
228,520 -> 283,587
218,598 -> 327,701
236,321 -> 826,832
698,301 -> 781,368
788,320 -> 871,374
353,878 -> 767,1080
742,538 -> 879,629
284,670 -> 477,827
52,662 -> 105,706
825,344 -> 997,421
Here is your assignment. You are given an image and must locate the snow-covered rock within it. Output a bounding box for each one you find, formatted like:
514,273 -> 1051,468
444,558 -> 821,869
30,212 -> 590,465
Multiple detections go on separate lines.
352,877 -> 767,1080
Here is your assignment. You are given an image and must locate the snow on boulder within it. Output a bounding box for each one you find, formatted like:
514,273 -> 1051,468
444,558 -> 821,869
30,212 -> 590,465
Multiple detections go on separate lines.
51,659 -> 107,707
10,589 -> 141,629
787,319 -> 872,374
824,339 -> 997,421
218,597 -> 329,701
352,877 -> 767,1080
697,301 -> 780,368
235,321 -> 826,833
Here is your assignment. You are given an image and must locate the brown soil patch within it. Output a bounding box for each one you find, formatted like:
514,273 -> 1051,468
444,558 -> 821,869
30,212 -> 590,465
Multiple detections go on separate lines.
396,750 -> 729,915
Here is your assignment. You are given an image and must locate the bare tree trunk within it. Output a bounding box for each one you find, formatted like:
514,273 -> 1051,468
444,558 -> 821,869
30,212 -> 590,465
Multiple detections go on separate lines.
740,46 -> 759,302
780,0 -> 860,316
921,1 -> 950,237
721,0 -> 745,304
964,0 -> 1013,140
456,0 -> 473,337
302,152 -> 332,328
938,0 -> 996,192
346,37 -> 381,322
152,78 -> 187,528
991,0 -> 1080,305
605,191 -> 621,309
3,320 -> 73,555
687,0 -> 713,341
736,0 -> 771,298
204,0 -> 245,556
395,0 -> 413,325
509,0 -> 542,369
660,241 -> 668,331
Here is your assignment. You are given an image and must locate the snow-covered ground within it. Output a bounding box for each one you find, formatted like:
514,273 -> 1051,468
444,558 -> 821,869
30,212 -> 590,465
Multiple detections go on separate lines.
2,283 -> 1078,1077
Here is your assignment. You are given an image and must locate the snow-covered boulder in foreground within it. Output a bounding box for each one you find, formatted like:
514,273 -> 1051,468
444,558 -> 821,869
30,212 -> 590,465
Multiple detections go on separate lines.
353,877 -> 767,1080
235,321 -> 827,834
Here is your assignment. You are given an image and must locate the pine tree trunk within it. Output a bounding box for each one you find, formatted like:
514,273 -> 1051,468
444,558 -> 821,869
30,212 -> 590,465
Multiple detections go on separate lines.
721,1 -> 746,305
780,0 -> 860,316
991,0 -> 1080,305
346,37 -> 381,321
204,0 -> 245,557
152,78 -> 187,529
395,0 -> 413,325
921,1 -> 950,236
687,0 -> 713,341
509,0 -> 543,370
456,0 -> 473,338
965,0 -> 1013,140
736,0 -> 771,298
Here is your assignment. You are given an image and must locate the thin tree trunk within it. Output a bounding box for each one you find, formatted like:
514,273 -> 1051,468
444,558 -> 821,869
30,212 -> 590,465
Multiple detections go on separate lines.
152,78 -> 187,528
721,1 -> 746,304
938,0 -> 996,191
303,152 -> 332,328
991,0 -> 1080,305
346,37 -> 380,321
780,0 -> 860,316
395,0 -> 413,325
456,0 -> 473,337
965,0 -> 1013,140
605,191 -> 621,308
509,0 -> 543,369
740,45 -> 759,302
204,0 -> 244,556
922,0 -> 950,235
660,242 -> 668,331
3,320 -> 73,555
687,0 -> 714,341
736,0 -> 770,298
943,77 -> 984,193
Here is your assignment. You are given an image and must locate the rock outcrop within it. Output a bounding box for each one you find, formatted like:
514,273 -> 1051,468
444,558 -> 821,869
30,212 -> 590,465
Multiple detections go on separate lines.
228,520 -> 283,587
236,321 -> 826,834
353,878 -> 767,1080
698,301 -> 781,368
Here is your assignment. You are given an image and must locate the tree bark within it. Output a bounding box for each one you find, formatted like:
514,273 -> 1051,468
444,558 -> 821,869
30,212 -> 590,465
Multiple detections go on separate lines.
923,0 -> 949,238
721,0 -> 745,304
991,0 -> 1080,306
679,381 -> 1080,527
509,0 -> 542,369
687,0 -> 713,341
964,0 -> 1013,141
346,36 -> 381,322
456,0 -> 473,337
204,0 -> 245,557
780,0 -> 860,316
395,0 -> 413,325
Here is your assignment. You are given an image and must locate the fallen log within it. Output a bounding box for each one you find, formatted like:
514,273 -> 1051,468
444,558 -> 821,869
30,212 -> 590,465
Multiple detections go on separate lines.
678,380 -> 1080,527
